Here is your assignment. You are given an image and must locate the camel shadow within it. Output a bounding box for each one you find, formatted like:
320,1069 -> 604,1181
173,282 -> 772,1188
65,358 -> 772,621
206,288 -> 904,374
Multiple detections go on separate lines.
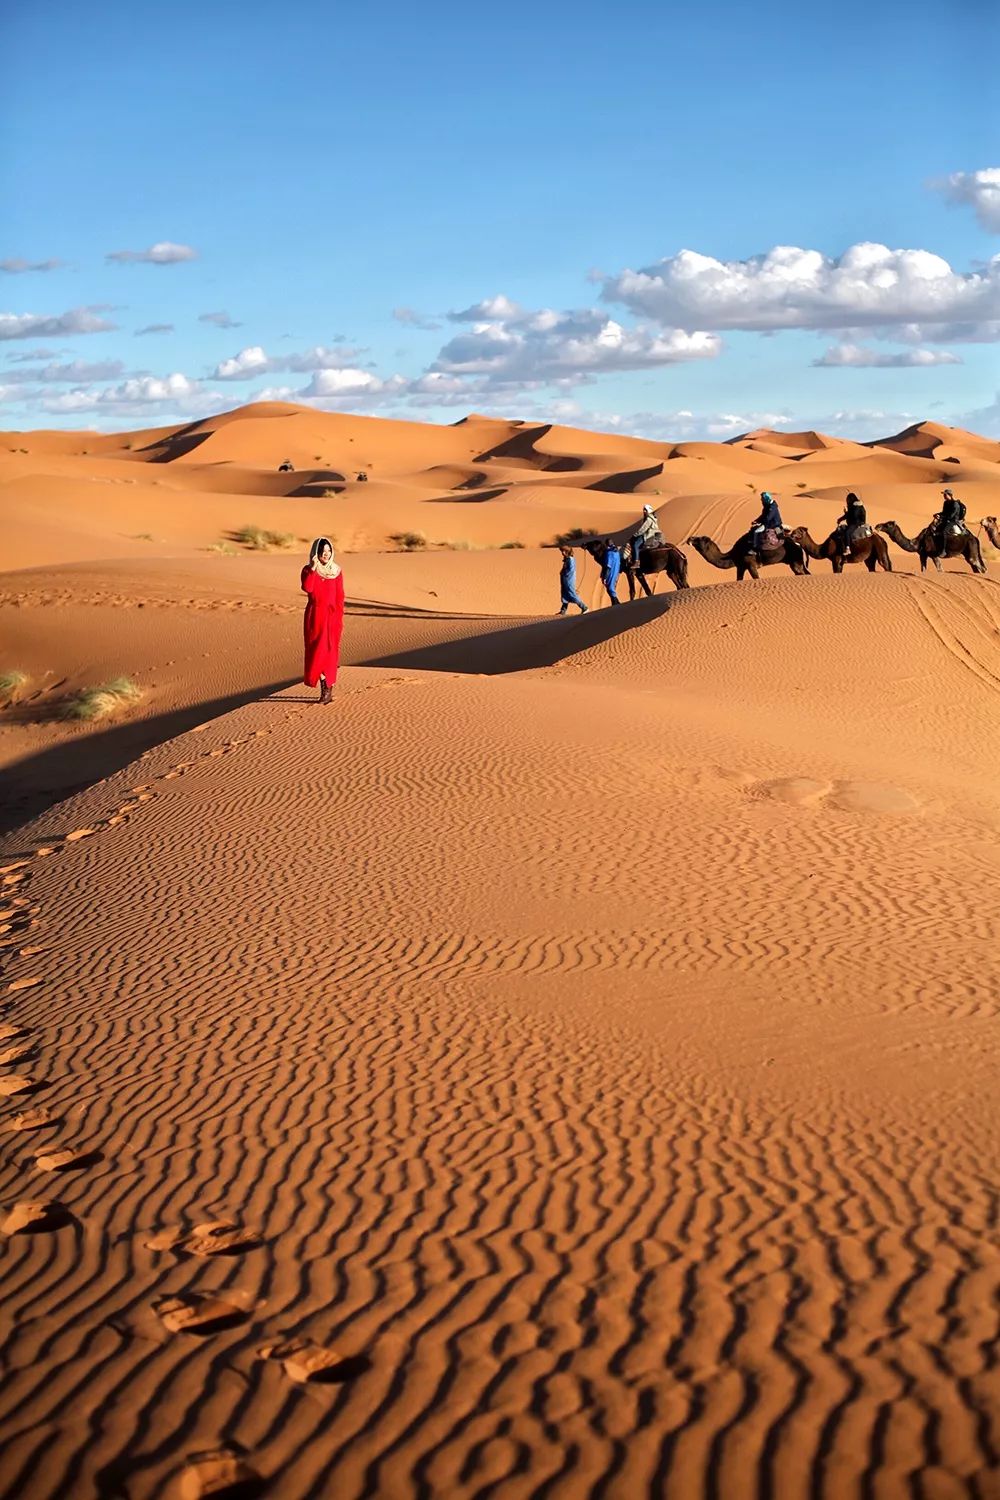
363,593 -> 674,676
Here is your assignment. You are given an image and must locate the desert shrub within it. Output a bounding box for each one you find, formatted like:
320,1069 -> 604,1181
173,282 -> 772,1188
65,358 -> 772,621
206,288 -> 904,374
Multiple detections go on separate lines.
390,531 -> 427,551
235,525 -> 296,551
208,542 -> 237,555
500,540 -> 525,549
133,532 -> 154,541
0,670 -> 28,702
440,538 -> 476,551
62,677 -> 142,722
554,526 -> 598,547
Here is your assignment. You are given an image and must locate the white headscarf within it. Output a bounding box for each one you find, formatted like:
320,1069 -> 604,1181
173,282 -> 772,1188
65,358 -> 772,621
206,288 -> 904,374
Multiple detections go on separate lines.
309,537 -> 341,579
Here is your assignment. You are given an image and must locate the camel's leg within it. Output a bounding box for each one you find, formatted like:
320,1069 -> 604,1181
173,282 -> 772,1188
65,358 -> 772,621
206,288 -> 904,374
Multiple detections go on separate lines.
864,553 -> 876,572
833,556 -> 845,574
931,554 -> 943,573
638,571 -> 653,597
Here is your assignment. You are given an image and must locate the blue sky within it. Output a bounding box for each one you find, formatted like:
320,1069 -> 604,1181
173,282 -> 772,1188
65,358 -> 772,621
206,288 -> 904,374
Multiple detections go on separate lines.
2,0 -> 998,437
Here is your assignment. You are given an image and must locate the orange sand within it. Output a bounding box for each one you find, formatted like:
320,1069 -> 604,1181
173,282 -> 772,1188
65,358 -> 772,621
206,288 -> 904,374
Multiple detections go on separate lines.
1,405 -> 999,1499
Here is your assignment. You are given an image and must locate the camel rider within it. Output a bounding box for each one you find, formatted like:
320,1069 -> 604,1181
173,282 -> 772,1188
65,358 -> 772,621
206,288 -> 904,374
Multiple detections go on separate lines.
630,504 -> 662,570
751,491 -> 783,557
935,489 -> 967,550
837,492 -> 868,553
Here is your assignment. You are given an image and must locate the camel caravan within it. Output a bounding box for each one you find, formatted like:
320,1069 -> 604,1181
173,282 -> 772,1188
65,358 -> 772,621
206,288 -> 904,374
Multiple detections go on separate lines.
572,489 -> 991,601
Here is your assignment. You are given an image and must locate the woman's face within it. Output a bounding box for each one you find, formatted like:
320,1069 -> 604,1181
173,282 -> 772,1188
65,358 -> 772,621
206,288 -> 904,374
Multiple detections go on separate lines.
319,543 -> 332,564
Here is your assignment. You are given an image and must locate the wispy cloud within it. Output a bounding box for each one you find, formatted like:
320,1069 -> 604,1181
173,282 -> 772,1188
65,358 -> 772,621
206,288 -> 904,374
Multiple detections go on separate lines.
392,305 -> 441,331
813,342 -> 962,368
0,307 -> 118,341
199,310 -> 241,328
1,258 -> 67,274
4,346 -> 62,362
2,359 -> 128,385
106,242 -> 197,265
931,168 -> 1000,233
134,323 -> 174,336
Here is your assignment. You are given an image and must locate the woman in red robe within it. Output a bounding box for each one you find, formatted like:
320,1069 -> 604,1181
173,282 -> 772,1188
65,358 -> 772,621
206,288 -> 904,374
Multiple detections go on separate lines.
301,537 -> 344,703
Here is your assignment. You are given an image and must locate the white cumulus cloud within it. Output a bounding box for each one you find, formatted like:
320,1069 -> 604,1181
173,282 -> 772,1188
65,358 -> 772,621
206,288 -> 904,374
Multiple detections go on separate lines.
433,303 -> 720,380
212,344 -> 366,380
603,243 -> 1000,332
214,346 -> 270,379
106,242 -> 197,265
933,168 -> 1000,233
448,294 -> 525,324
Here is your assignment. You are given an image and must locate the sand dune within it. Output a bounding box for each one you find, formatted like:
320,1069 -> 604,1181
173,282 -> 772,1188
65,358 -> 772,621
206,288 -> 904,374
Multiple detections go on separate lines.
2,405 -> 1000,1498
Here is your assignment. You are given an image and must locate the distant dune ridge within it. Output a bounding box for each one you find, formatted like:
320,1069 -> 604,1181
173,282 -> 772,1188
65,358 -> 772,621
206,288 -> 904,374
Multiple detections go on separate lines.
1,404 -> 999,1498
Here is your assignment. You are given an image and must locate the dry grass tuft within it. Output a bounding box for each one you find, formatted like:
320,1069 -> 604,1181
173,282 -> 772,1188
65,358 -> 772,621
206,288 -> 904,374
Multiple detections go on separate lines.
62,677 -> 143,722
390,531 -> 427,551
235,525 -> 296,551
0,670 -> 28,703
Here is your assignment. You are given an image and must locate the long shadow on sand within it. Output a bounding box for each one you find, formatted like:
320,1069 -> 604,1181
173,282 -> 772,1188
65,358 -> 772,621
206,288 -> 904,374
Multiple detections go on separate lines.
363,593 -> 675,676
0,679 -> 296,838
1,598 -> 678,839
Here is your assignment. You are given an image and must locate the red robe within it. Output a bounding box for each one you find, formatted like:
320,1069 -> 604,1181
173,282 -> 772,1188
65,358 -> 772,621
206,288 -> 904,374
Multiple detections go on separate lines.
301,565 -> 345,686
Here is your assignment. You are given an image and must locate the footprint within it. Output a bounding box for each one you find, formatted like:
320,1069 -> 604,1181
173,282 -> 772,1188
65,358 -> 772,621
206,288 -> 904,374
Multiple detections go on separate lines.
34,1148 -> 102,1172
0,1075 -> 42,1097
4,1106 -> 59,1132
154,1291 -> 254,1335
2,1200 -> 73,1234
145,1220 -> 262,1257
0,1042 -> 36,1065
7,976 -> 42,994
754,776 -> 830,807
257,1337 -> 368,1384
178,1447 -> 263,1500
828,780 -> 921,815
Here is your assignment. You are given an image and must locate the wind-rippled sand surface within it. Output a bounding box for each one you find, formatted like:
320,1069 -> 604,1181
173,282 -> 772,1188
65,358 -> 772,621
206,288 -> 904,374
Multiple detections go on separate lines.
1,407 -> 999,1498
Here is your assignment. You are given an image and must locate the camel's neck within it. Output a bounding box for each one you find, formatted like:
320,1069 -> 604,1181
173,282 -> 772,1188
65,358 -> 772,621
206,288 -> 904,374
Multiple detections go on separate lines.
884,523 -> 918,551
701,543 -> 736,568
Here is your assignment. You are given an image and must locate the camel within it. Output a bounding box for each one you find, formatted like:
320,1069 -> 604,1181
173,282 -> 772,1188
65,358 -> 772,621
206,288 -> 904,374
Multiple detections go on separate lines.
789,525 -> 891,574
876,520 -> 985,575
687,532 -> 809,581
980,517 -> 1000,551
585,540 -> 688,596
631,542 -> 689,593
